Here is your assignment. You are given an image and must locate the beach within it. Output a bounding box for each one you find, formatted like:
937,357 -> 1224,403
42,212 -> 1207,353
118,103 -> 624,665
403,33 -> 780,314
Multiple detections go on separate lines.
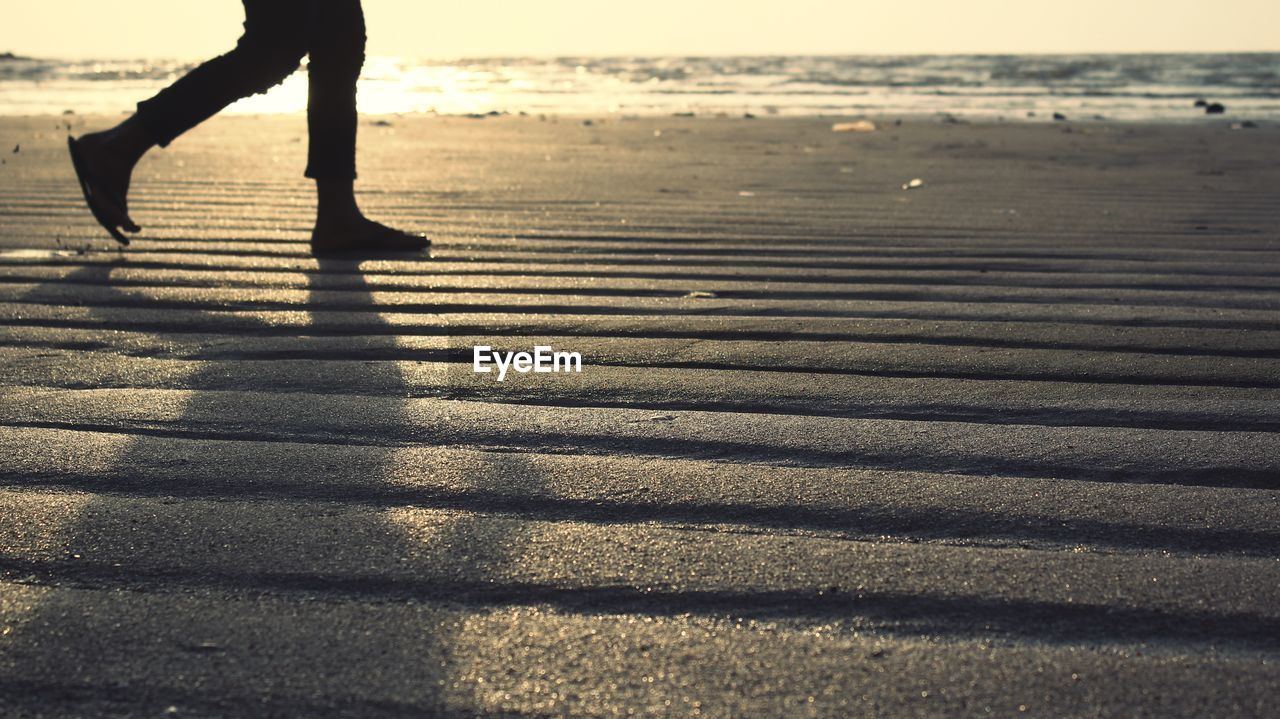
1,113 -> 1279,716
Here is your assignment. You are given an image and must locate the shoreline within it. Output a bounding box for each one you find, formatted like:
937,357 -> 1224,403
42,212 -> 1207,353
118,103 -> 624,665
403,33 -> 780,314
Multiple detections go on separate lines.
4,110 -> 1273,126
6,52 -> 1280,121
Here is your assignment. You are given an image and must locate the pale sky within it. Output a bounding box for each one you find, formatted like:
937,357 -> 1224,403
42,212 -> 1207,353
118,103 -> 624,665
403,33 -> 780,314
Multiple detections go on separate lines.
4,0 -> 1277,59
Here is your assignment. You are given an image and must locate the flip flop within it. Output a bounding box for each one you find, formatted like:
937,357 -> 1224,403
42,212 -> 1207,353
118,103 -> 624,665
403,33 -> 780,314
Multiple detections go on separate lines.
310,225 -> 431,258
67,136 -> 140,246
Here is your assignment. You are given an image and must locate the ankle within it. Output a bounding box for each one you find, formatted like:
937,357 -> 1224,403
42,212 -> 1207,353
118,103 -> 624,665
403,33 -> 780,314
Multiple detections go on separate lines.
99,116 -> 154,168
315,179 -> 362,220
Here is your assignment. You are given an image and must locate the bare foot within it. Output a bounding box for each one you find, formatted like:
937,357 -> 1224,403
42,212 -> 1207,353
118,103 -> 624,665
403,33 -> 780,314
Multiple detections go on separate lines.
70,131 -> 141,234
310,215 -> 430,257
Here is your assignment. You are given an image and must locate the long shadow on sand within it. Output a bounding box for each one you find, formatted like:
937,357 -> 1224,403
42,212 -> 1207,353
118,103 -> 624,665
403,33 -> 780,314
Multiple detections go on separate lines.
3,256 -> 1280,714
0,257 -> 545,715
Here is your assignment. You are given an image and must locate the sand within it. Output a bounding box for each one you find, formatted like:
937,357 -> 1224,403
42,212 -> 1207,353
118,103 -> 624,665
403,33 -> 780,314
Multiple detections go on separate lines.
0,113 -> 1279,716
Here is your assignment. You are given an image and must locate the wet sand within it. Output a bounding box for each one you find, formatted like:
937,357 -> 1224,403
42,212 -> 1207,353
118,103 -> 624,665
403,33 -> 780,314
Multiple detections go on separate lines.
1,114 -> 1279,716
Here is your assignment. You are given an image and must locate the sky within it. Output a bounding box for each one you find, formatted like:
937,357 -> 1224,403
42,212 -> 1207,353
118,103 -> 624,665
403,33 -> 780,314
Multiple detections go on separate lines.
3,0 -> 1278,59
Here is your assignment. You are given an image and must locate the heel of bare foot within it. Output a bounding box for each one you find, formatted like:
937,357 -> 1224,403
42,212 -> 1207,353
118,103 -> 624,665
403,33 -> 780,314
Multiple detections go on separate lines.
311,216 -> 430,257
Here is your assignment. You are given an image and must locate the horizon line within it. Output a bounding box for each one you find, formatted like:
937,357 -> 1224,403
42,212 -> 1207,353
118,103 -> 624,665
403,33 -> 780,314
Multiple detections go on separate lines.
6,49 -> 1280,62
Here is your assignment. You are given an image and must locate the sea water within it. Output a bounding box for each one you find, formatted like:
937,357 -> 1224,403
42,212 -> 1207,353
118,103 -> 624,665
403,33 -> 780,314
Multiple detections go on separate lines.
2,53 -> 1277,120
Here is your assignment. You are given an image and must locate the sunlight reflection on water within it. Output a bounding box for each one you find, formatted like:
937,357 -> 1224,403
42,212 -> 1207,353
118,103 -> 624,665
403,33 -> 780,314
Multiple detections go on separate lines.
4,54 -> 1280,119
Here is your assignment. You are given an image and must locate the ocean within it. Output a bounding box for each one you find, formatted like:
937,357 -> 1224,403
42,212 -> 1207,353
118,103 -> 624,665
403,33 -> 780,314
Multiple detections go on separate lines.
2,53 -> 1278,121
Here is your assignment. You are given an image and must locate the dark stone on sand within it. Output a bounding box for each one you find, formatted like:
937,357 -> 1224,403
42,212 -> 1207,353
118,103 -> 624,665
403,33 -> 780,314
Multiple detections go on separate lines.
1206,103 -> 1226,114
1053,112 -> 1068,121
1194,99 -> 1208,108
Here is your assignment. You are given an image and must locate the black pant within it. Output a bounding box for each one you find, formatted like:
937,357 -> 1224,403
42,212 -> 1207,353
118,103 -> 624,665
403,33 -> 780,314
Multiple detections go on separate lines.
135,0 -> 365,180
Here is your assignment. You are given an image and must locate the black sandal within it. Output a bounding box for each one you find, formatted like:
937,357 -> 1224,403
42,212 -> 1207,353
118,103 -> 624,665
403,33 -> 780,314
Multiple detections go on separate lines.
68,136 -> 139,246
311,225 -> 430,258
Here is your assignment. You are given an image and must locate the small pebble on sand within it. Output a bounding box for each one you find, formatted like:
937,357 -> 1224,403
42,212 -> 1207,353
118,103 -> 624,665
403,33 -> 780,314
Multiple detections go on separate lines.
832,121 -> 876,133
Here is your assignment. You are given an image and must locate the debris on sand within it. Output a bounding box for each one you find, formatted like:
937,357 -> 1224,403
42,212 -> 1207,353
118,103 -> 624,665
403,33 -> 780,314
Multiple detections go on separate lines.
1194,99 -> 1208,108
180,641 -> 226,654
684,290 -> 718,299
832,120 -> 876,133
1206,103 -> 1226,114
1231,121 -> 1259,130
369,119 -> 393,127
902,178 -> 925,191
628,415 -> 675,424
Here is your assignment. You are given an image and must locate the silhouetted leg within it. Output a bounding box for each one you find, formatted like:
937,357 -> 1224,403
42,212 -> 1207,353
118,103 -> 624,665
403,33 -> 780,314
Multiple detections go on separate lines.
70,0 -> 309,242
70,0 -> 425,253
304,0 -> 364,181
308,0 -> 427,255
136,0 -> 309,148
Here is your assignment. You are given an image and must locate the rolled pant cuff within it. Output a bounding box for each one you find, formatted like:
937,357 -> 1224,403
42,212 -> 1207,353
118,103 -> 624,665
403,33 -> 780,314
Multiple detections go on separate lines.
304,166 -> 358,181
